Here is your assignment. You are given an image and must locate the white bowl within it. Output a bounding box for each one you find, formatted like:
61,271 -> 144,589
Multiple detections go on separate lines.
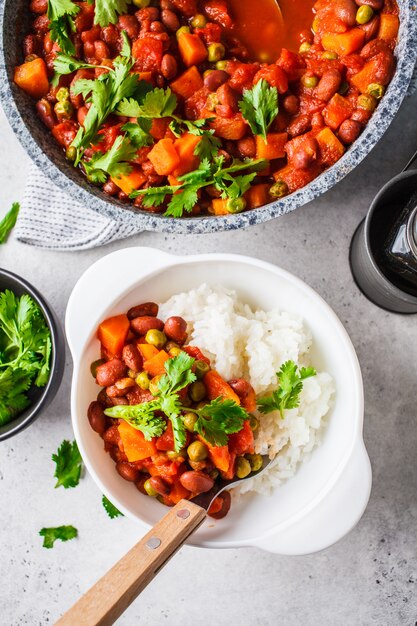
66,248 -> 371,555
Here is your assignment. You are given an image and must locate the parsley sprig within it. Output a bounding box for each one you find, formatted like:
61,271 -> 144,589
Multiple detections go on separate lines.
52,440 -> 83,489
0,290 -> 51,426
239,79 -> 279,141
133,156 -> 267,217
257,361 -> 316,418
105,352 -> 248,450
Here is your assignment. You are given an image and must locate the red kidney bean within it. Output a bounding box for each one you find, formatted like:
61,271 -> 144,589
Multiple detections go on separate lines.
311,112 -> 325,128
106,384 -> 128,398
117,14 -> 139,39
371,51 -> 395,85
160,0 -> 174,9
135,476 -> 148,494
228,378 -> 253,399
101,24 -> 119,46
150,20 -> 165,33
30,0 -> 48,13
351,108 -> 371,124
81,25 -> 101,43
130,315 -> 164,335
161,54 -> 178,80
103,180 -> 119,196
161,8 -> 179,31
149,476 -> 171,496
180,471 -> 214,494
122,344 -> 143,372
359,15 -> 380,42
127,302 -> 159,319
34,14 -> 50,34
208,490 -> 231,519
116,462 -> 139,482
96,358 -> 127,387
204,69 -> 229,92
360,38 -> 390,60
97,388 -> 114,408
103,424 -> 120,445
237,136 -> 256,158
355,0 -> 383,9
314,69 -> 342,102
94,40 -> 110,61
135,7 -> 159,23
87,401 -> 107,434
163,316 -> 187,344
282,94 -> 300,116
287,115 -> 311,137
110,396 -> 129,406
36,99 -> 56,130
127,387 -> 154,405
292,137 -> 319,170
23,34 -> 42,57
338,119 -> 362,144
333,0 -> 356,26
216,83 -> 239,112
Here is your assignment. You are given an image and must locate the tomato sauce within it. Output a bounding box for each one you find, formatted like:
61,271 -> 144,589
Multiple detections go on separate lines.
227,0 -> 315,61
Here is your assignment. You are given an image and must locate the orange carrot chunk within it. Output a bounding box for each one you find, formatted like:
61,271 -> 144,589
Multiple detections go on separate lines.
378,14 -> 399,40
14,58 -> 49,99
178,33 -> 208,67
315,127 -> 345,167
255,133 -> 288,159
118,421 -> 157,462
212,198 -> 229,215
323,94 -> 353,130
203,370 -> 241,404
321,29 -> 366,56
137,343 -> 159,361
244,184 -> 270,210
111,167 -> 147,195
97,314 -> 130,358
173,133 -> 201,176
147,138 -> 181,176
170,66 -> 204,99
143,349 -> 170,377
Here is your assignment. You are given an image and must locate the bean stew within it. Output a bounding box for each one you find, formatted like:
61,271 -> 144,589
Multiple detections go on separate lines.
88,301 -> 261,519
14,0 -> 399,217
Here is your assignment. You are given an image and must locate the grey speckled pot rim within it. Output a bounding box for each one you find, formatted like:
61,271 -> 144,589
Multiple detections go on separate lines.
1,2 -> 417,235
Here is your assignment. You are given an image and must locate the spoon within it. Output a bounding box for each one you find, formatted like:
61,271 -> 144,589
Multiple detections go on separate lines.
56,454 -> 274,626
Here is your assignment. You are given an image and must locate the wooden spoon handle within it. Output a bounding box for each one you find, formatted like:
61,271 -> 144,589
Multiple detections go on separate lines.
55,500 -> 206,626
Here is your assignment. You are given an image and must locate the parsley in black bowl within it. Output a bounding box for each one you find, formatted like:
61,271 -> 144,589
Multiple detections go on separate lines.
0,269 -> 65,441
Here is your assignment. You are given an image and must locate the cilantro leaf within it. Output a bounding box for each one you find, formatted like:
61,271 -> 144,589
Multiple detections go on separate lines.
238,79 -> 279,140
215,172 -> 257,200
102,495 -> 124,519
52,440 -> 83,489
122,120 -> 153,149
104,400 -> 165,440
158,352 -> 196,396
169,412 -> 187,452
0,291 -> 51,425
193,398 -> 248,447
47,0 -> 79,56
82,135 -> 137,182
39,525 -> 78,549
194,131 -> 221,160
164,184 -> 201,218
94,0 -> 132,27
257,360 -> 316,418
0,202 -> 19,244
53,55 -> 97,81
117,87 -> 177,119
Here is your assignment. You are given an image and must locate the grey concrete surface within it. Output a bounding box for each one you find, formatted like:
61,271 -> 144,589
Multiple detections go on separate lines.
0,94 -> 416,626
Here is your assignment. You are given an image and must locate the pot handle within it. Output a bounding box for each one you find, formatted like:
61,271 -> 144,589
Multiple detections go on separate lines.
65,247 -> 172,361
252,440 -> 372,556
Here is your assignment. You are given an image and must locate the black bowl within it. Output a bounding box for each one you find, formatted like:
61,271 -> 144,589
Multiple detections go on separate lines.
0,269 -> 65,441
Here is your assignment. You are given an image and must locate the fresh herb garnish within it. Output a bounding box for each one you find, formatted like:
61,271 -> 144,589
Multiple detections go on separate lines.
94,0 -> 132,27
0,291 -> 51,426
47,0 -> 80,56
52,439 -> 83,489
105,352 -> 248,450
133,156 -> 267,217
239,79 -> 279,141
122,120 -> 153,149
0,202 -> 20,244
117,86 -> 177,119
257,360 -> 316,418
39,525 -> 78,549
102,495 -> 124,519
82,135 -> 137,184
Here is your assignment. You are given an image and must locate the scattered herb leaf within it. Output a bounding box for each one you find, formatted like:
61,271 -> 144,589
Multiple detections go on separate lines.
0,202 -> 20,244
102,495 -> 124,519
52,440 -> 83,489
39,525 -> 78,549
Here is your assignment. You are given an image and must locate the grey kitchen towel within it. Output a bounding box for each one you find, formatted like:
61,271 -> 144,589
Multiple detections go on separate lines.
14,163 -> 144,250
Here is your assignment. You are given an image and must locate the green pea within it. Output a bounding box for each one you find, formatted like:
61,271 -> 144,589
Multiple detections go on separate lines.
191,13 -> 207,28
167,449 -> 185,460
56,87 -> 70,102
195,360 -> 210,380
90,358 -> 105,378
367,83 -> 385,100
127,369 -> 137,379
235,456 -> 251,479
206,93 -> 219,111
66,146 -> 77,162
135,371 -> 150,390
226,197 -> 247,214
321,51 -> 338,60
207,42 -> 225,63
357,93 -> 377,111
144,479 -> 158,497
183,412 -> 197,431
356,5 -> 374,25
145,328 -> 166,349
299,42 -> 312,54
132,0 -> 150,7
215,60 -> 228,71
54,100 -> 73,120
187,440 -> 208,462
302,74 -> 319,89
189,381 -> 207,402
176,25 -> 190,39
165,341 -> 180,352
246,453 -> 263,472
249,415 -> 259,432
269,181 -> 288,199
169,346 -> 182,357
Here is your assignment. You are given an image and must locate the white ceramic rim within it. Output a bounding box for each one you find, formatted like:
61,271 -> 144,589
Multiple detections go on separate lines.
66,249 -> 368,552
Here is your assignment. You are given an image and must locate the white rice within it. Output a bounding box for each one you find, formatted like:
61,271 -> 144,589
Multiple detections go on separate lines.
160,284 -> 335,496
